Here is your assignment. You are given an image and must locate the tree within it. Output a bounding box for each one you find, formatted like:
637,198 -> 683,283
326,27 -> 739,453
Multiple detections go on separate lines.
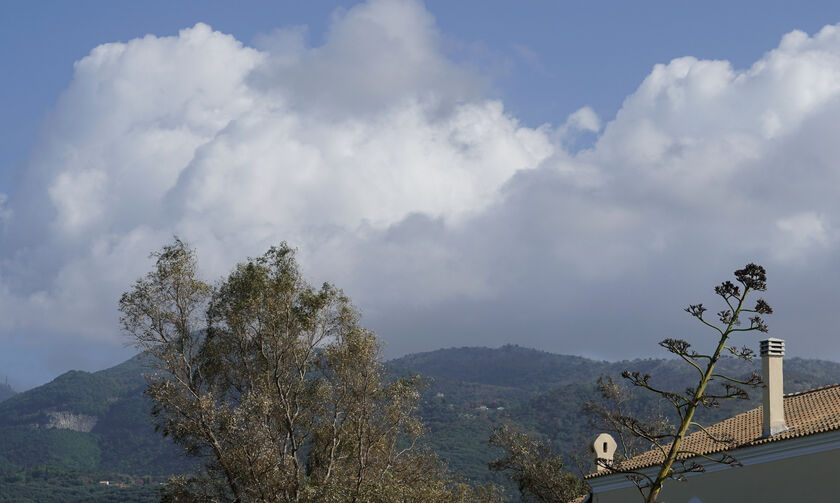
488,426 -> 587,503
487,265 -> 772,503
119,239 -> 500,503
582,376 -> 670,465
596,263 -> 772,502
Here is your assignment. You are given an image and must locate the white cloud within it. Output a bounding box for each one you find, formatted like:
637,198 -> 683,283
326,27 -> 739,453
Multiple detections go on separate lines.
773,212 -> 832,262
0,0 -> 555,384
564,106 -> 601,133
250,0 -> 480,116
6,0 -> 840,385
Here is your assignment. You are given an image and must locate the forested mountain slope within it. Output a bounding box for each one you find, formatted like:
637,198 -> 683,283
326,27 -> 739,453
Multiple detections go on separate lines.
1,345 -> 838,502
390,345 -> 610,392
395,345 -> 840,484
0,354 -> 190,477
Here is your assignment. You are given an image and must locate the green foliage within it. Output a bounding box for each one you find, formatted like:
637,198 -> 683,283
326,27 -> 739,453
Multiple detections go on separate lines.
120,240 -> 501,503
489,426 -> 587,503
0,427 -> 101,471
0,466 -> 166,503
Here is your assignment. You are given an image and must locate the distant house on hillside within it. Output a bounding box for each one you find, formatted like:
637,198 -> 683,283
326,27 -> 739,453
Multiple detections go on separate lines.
577,338 -> 840,503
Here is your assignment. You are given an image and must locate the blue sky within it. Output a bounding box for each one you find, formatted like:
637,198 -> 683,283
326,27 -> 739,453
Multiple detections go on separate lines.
3,0 -> 840,389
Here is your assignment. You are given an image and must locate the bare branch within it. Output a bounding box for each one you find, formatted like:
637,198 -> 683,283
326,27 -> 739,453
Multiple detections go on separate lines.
602,263 -> 772,503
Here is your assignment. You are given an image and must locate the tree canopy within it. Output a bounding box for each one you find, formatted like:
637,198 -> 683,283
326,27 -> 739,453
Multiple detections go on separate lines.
119,239 -> 500,503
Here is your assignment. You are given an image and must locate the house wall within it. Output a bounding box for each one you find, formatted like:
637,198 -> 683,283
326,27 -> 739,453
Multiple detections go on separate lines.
591,448 -> 840,503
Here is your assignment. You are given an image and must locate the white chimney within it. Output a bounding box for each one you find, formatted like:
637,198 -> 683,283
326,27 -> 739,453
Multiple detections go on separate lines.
760,338 -> 787,437
592,433 -> 617,472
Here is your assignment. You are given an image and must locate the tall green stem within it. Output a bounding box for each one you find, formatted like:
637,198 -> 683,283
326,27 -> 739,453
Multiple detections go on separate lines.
645,289 -> 749,503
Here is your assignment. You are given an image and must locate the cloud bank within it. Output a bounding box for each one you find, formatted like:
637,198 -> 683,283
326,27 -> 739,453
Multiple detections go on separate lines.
3,0 -> 840,386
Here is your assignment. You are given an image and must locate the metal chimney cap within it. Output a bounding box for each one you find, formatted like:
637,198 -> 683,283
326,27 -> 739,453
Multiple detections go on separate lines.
760,338 -> 785,357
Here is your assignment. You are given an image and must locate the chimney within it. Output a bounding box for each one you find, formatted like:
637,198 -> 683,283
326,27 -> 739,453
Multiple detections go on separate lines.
760,338 -> 787,437
592,433 -> 617,472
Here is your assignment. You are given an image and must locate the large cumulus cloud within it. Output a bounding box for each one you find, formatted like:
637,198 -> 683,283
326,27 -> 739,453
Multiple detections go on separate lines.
3,0 -> 840,387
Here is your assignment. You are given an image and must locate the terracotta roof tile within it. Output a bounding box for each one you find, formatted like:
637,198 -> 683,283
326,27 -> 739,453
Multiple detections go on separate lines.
587,383 -> 840,479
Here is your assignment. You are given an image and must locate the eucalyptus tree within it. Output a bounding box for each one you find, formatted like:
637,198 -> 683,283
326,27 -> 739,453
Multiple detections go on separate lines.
120,239 -> 500,503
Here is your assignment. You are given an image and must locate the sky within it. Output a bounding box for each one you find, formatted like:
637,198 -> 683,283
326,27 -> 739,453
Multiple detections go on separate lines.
3,1 -> 840,389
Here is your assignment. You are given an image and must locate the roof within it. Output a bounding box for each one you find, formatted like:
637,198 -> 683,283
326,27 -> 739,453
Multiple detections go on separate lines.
587,383 -> 840,479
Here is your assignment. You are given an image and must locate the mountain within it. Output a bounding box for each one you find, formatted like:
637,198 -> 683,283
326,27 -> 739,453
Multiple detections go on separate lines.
393,345 -> 840,485
390,345 -> 611,392
0,354 -> 191,477
1,345 -> 839,502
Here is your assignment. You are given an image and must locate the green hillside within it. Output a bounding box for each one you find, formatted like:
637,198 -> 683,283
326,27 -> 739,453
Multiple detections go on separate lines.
1,346 -> 838,502
390,345 -> 611,392
395,346 -> 840,487
0,355 -> 192,502
0,356 -> 146,425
